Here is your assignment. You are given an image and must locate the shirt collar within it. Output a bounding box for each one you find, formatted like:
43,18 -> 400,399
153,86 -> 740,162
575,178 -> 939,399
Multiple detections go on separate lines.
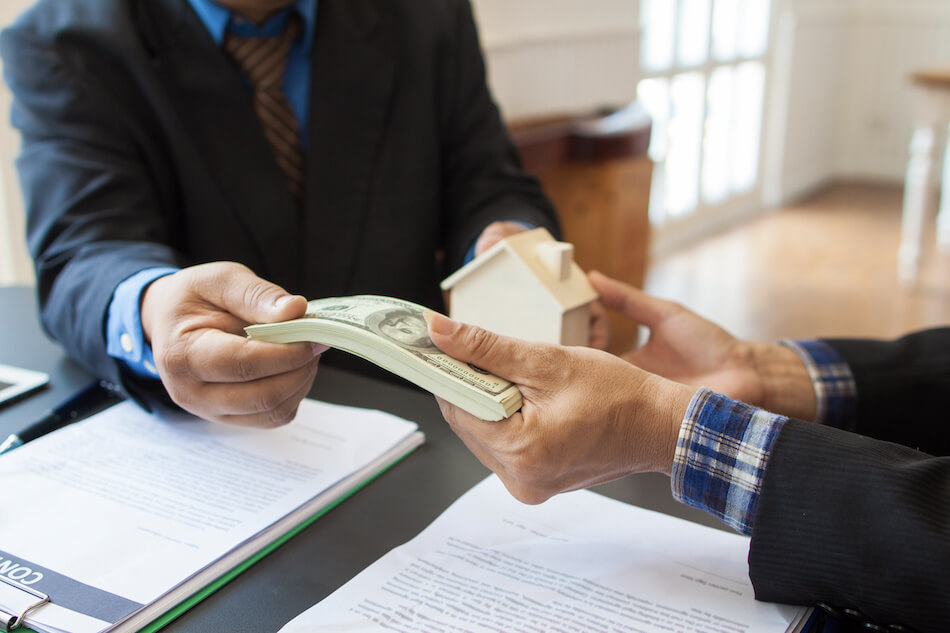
187,0 -> 317,52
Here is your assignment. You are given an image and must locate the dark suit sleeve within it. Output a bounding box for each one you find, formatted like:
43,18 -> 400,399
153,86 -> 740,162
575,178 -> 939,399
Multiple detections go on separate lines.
747,327 -> 950,633
823,327 -> 950,455
749,421 -> 949,632
0,12 -> 184,403
436,0 -> 560,268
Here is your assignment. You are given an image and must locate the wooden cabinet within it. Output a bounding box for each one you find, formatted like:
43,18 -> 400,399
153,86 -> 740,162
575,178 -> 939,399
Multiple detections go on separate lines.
510,105 -> 653,353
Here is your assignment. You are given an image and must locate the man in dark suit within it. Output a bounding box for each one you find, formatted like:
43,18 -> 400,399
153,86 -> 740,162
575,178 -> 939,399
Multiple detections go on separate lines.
0,0 -> 559,426
425,271 -> 949,633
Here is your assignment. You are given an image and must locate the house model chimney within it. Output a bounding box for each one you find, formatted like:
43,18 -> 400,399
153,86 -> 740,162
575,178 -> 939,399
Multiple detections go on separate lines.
536,241 -> 573,282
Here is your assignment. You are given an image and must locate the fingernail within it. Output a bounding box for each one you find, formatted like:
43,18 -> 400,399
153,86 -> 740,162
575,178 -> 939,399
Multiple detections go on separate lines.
424,310 -> 459,335
312,343 -> 329,356
274,295 -> 294,310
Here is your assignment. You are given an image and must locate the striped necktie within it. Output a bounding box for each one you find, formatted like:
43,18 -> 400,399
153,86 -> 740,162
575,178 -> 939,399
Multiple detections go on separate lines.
225,16 -> 305,202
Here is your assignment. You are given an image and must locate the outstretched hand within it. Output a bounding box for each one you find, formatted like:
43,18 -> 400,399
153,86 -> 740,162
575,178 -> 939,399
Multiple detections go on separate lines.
588,271 -> 816,420
141,262 -> 326,427
424,311 -> 693,504
588,271 -> 768,406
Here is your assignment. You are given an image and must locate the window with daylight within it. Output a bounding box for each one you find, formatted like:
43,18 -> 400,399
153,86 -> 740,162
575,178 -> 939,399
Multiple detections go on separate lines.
638,0 -> 772,238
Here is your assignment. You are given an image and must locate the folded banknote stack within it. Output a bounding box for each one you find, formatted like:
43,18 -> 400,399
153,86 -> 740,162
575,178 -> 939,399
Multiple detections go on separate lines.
245,295 -> 522,421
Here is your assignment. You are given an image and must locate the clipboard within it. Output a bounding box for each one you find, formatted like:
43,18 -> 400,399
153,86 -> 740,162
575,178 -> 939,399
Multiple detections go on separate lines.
0,456 -> 411,633
0,576 -> 49,632
0,399 -> 424,633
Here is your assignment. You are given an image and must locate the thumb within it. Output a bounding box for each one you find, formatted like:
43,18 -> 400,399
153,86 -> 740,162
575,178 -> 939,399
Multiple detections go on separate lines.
424,311 -> 532,383
194,262 -> 308,325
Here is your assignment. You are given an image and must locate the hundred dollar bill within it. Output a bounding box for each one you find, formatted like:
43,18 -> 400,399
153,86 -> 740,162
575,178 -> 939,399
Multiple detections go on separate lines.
245,295 -> 523,421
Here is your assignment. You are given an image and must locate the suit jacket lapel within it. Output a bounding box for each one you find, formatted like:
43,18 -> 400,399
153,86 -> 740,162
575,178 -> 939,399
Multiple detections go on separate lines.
300,0 -> 395,296
148,0 -> 302,289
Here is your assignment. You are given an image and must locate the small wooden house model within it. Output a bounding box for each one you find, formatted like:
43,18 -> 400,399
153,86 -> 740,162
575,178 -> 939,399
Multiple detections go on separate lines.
440,228 -> 597,345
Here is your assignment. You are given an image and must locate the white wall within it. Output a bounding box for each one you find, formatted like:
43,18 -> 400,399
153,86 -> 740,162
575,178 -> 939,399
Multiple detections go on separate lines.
836,0 -> 950,181
470,0 -> 640,121
0,0 -> 34,286
474,0 -> 950,217
766,0 -> 950,205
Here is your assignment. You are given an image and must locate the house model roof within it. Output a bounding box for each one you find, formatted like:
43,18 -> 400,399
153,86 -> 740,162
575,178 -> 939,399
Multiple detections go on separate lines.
441,227 -> 597,310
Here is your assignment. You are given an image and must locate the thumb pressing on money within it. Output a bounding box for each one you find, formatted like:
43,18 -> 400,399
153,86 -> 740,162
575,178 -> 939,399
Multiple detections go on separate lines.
423,311 -> 645,416
423,310 -> 628,404
424,311 -> 533,385
424,310 -> 689,504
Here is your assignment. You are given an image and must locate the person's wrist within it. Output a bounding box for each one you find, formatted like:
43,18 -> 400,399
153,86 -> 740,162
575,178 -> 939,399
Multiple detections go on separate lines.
140,272 -> 175,346
750,341 -> 816,420
659,378 -> 695,476
631,374 -> 694,476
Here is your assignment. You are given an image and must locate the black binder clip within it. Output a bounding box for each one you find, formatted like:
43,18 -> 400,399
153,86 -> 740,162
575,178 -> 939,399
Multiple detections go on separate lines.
0,575 -> 50,632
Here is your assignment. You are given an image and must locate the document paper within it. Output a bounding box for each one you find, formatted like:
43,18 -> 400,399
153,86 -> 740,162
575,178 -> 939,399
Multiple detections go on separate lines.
280,475 -> 811,633
0,399 -> 423,633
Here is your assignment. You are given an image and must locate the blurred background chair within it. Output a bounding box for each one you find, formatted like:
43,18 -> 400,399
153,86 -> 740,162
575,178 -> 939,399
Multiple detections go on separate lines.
899,66 -> 950,289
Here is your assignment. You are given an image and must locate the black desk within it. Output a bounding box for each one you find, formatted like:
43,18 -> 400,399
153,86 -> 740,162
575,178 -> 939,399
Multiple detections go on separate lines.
0,285 -> 726,632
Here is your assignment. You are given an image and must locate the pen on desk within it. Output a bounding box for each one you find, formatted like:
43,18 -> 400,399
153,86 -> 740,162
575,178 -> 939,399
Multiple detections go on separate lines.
0,380 -> 122,454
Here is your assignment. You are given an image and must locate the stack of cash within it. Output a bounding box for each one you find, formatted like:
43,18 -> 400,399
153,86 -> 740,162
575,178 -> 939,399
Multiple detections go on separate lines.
245,295 -> 522,421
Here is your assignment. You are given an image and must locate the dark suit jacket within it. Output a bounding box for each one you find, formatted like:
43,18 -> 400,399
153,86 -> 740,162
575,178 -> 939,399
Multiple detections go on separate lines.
0,0 -> 559,402
749,328 -> 950,633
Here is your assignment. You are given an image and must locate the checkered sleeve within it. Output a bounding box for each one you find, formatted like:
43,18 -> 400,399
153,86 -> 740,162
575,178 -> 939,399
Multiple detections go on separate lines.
780,339 -> 857,430
671,388 -> 788,535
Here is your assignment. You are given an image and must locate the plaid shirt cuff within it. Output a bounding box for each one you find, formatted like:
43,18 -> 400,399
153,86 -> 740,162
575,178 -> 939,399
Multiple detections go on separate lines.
671,388 -> 788,535
780,339 -> 857,430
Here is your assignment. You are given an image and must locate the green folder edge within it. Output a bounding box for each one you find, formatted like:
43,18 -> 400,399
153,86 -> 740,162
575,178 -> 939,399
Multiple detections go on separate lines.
21,444 -> 421,633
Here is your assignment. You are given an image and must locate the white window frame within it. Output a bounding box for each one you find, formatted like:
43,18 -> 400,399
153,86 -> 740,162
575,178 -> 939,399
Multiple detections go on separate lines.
640,0 -> 776,255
